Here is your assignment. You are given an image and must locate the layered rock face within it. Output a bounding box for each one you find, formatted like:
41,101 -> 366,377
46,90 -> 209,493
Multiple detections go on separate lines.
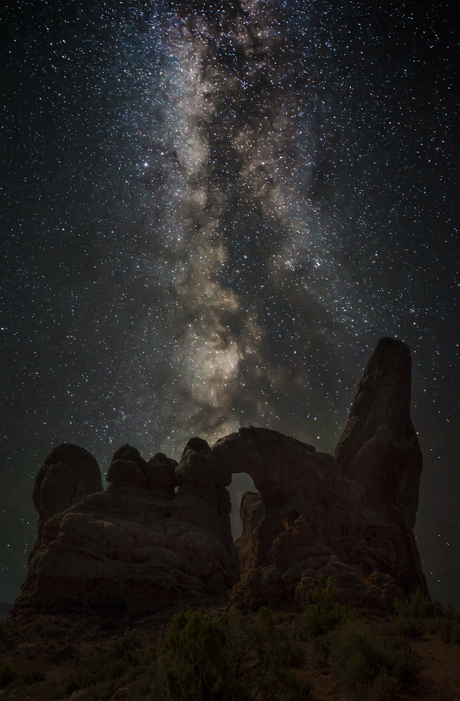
30,444 -> 103,562
334,337 -> 422,530
14,439 -> 239,613
14,337 -> 427,615
235,492 -> 265,574
227,337 -> 427,610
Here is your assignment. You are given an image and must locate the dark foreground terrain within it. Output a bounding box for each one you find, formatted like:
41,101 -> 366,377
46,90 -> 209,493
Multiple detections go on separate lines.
1,589 -> 460,701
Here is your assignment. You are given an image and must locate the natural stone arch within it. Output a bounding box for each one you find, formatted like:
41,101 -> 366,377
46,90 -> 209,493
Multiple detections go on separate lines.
209,338 -> 427,597
12,337 -> 428,616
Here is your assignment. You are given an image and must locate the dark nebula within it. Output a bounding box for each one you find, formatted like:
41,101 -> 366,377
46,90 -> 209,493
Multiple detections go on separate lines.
0,1 -> 459,606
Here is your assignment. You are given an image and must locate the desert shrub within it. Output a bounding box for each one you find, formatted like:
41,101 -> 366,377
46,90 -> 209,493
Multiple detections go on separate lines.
439,607 -> 460,644
150,606 -> 311,701
17,668 -> 46,684
154,608 -> 231,700
0,662 -> 15,687
451,624 -> 460,644
384,613 -> 443,639
82,678 -> 119,701
387,616 -> 422,638
311,632 -> 334,665
372,669 -> 401,701
65,678 -> 81,695
330,619 -> 424,700
393,590 -> 445,619
302,576 -> 349,638
65,631 -> 147,693
47,677 -> 65,700
61,643 -> 76,659
126,671 -> 156,698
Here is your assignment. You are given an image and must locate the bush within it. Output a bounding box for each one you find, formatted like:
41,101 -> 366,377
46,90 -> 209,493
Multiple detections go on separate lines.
393,591 -> 445,619
150,606 -> 311,701
0,662 -> 15,687
330,619 -> 424,701
65,631 -> 147,692
439,607 -> 460,644
18,669 -> 47,684
372,670 -> 401,701
302,576 -> 349,638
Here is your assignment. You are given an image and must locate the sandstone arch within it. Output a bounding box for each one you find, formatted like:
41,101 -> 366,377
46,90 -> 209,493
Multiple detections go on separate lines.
13,338 -> 427,615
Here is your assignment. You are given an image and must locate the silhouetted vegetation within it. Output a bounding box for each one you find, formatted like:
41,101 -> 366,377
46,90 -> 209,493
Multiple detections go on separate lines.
150,606 -> 310,700
329,619 -> 424,701
302,576 -> 349,637
393,590 -> 445,619
0,662 -> 15,687
65,631 -> 149,696
3,592 -> 460,699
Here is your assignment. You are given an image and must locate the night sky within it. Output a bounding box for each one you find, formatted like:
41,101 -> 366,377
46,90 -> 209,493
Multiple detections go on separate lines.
1,1 -> 459,608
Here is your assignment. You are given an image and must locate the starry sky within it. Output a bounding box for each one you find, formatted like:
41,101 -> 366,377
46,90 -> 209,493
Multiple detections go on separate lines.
1,0 -> 459,607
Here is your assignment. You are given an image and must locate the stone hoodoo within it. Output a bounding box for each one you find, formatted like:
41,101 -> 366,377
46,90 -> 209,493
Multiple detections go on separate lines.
31,444 -> 103,560
14,439 -> 239,613
13,337 -> 427,615
334,336 -> 422,529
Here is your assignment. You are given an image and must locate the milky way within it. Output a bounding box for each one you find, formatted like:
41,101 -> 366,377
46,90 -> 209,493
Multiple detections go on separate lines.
1,1 -> 459,605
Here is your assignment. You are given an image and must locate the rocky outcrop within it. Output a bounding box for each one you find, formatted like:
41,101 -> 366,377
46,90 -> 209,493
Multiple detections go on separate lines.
334,337 -> 423,530
30,444 -> 103,562
14,337 -> 427,616
227,337 -> 427,611
106,445 -> 178,499
33,444 -> 102,526
14,439 -> 239,613
230,513 -> 405,612
235,492 -> 265,575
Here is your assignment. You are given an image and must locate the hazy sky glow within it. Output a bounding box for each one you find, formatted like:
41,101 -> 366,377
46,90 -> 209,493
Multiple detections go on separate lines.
0,1 -> 459,606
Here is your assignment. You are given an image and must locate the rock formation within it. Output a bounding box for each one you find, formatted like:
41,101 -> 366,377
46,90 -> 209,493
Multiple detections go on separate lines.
30,444 -> 103,563
14,439 -> 239,613
13,337 -> 427,615
334,336 -> 422,530
235,492 -> 265,574
227,337 -> 427,610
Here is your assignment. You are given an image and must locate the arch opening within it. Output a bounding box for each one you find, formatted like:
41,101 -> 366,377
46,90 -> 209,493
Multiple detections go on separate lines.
228,472 -> 258,541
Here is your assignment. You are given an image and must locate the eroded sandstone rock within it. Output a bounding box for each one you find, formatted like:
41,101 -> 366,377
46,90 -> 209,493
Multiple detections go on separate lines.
33,444 -> 102,525
335,336 -> 423,530
14,438 -> 239,613
226,338 -> 427,611
235,492 -> 265,575
14,338 -> 427,616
